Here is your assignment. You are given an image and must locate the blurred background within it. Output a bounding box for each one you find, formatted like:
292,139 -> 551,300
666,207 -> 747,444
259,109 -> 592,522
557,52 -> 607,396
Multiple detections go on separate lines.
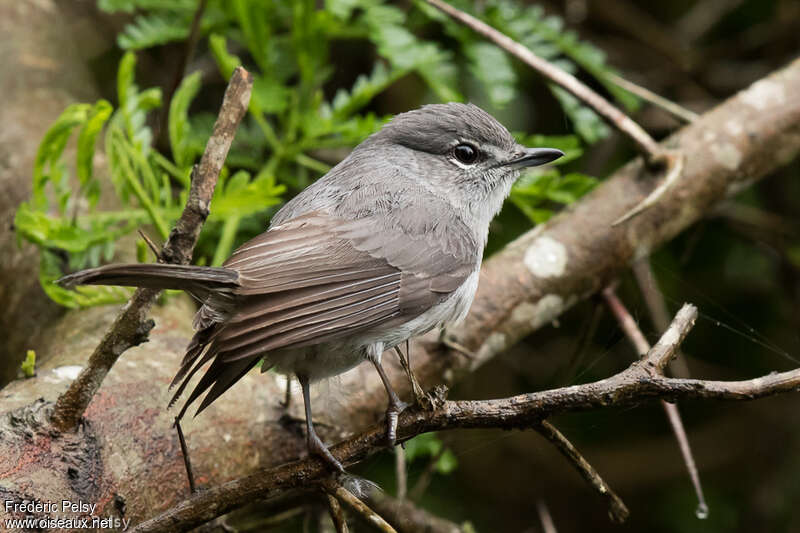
1,0 -> 798,531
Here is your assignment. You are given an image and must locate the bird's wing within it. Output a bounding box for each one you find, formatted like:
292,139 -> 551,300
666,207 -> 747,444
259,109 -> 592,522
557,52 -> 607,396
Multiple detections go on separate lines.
172,210 -> 476,418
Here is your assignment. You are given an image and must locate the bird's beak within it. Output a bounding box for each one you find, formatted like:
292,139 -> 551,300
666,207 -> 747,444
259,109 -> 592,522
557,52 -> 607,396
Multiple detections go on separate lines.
504,147 -> 564,168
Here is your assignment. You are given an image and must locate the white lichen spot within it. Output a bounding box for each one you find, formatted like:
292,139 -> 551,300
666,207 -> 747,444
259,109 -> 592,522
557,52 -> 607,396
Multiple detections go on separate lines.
524,237 -> 567,278
710,142 -> 742,171
741,78 -> 786,111
703,130 -> 717,142
530,294 -> 565,330
510,302 -> 538,324
475,332 -> 507,363
223,433 -> 232,443
725,120 -> 744,137
52,365 -> 83,381
510,295 -> 565,330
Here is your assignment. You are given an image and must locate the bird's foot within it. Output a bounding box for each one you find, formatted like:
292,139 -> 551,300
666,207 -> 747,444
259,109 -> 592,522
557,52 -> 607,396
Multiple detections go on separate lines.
384,399 -> 409,446
307,431 -> 344,473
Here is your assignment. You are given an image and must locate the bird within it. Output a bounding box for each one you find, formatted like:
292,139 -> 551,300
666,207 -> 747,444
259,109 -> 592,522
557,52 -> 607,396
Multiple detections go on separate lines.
58,102 -> 563,472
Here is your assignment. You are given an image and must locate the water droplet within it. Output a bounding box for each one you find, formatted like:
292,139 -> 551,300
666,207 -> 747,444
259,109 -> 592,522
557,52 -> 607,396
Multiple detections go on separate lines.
695,502 -> 709,519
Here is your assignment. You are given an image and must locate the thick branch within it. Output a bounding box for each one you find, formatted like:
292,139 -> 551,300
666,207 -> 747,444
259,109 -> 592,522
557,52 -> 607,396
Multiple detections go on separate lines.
133,303 -> 800,532
3,55 -> 799,533
50,67 -> 253,432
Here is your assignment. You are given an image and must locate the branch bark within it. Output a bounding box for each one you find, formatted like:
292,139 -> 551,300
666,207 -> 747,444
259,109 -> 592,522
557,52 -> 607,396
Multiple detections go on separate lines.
2,55 -> 799,532
129,303 -> 796,532
49,67 -> 253,432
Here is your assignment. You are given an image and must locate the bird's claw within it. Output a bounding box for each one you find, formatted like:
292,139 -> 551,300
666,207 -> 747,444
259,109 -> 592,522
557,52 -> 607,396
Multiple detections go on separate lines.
307,431 -> 344,473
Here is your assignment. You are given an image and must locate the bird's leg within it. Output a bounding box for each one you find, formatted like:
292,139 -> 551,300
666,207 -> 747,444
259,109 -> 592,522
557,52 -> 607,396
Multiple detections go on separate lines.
297,374 -> 344,473
280,375 -> 292,409
393,340 -> 428,408
370,357 -> 409,446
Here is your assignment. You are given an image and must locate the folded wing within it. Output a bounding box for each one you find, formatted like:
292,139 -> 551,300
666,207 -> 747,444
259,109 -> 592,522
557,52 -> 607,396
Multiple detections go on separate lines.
172,211 -> 476,419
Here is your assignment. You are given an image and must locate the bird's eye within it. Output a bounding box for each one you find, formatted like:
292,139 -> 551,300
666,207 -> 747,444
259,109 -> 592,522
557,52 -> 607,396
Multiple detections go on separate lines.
453,143 -> 479,165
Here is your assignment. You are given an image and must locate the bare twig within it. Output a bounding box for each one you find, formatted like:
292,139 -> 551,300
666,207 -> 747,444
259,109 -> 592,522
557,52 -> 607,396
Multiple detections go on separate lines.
129,302 -> 800,533
602,289 -> 707,514
606,72 -> 700,123
632,260 -> 691,378
395,446 -> 407,500
325,493 -> 349,533
157,0 -> 208,148
367,491 -> 462,533
612,151 -> 684,225
536,500 -> 557,533
534,420 -> 629,523
50,67 -> 253,432
321,480 -> 397,533
423,0 -> 666,168
407,445 -> 446,502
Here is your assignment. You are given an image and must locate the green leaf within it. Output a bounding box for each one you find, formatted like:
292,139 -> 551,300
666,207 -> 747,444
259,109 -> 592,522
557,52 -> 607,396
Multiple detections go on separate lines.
76,100 -> 113,208
117,12 -> 191,50
32,103 -> 92,210
98,0 -> 198,13
20,350 -> 36,378
514,133 -> 583,165
169,71 -> 203,169
551,87 -> 610,144
209,33 -> 241,80
545,172 -> 597,203
435,448 -> 459,474
40,250 -> 132,309
330,62 -> 404,119
14,202 -> 138,253
325,0 -> 366,20
465,42 -> 517,108
365,5 -> 461,102
251,75 -> 291,115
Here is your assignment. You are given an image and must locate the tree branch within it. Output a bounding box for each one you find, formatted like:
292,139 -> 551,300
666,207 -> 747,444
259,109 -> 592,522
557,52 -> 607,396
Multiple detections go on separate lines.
49,67 -> 253,432
534,420 -> 628,523
132,303 -> 800,531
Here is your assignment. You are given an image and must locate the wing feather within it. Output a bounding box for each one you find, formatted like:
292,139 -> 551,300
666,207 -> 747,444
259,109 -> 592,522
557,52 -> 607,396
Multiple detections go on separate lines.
172,211 -> 476,420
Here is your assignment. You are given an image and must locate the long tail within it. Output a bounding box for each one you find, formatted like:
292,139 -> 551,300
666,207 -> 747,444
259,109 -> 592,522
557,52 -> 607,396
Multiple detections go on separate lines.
57,263 -> 239,299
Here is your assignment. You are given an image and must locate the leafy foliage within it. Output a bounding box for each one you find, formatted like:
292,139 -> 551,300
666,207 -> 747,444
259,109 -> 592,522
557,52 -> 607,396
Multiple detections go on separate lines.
404,433 -> 459,474
19,0 -> 629,308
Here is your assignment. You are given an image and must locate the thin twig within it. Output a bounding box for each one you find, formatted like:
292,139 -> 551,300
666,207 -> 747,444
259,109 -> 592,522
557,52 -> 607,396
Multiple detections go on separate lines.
603,289 -> 707,513
325,493 -> 349,533
534,421 -> 629,523
395,446 -> 407,500
612,151 -> 685,225
321,480 -> 397,533
632,260 -> 691,377
50,67 -> 253,432
367,491 -> 462,533
132,303 -> 800,532
138,230 -> 161,259
133,304 -> 800,532
606,73 -> 700,124
536,500 -> 557,533
423,0 -> 666,168
156,0 -> 208,148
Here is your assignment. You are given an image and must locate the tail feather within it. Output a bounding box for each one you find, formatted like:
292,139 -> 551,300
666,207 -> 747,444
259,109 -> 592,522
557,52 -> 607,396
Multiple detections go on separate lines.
57,263 -> 239,299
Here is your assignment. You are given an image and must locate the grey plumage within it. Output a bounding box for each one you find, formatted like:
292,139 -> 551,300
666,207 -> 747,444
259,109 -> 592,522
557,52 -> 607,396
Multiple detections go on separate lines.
58,102 -> 563,471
